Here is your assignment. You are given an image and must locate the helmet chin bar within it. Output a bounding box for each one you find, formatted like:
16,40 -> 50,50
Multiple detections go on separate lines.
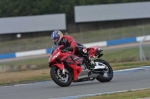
56,37 -> 63,45
54,39 -> 58,42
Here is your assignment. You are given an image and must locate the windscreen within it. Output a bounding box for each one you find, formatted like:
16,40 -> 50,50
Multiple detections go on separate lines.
50,45 -> 59,54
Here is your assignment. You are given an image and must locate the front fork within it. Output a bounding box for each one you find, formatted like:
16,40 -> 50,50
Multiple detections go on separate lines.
62,68 -> 65,74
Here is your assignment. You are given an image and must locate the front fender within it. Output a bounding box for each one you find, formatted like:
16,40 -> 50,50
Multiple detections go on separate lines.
51,63 -> 64,70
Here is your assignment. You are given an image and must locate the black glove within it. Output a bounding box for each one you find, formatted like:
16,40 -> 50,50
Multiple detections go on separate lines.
64,47 -> 73,51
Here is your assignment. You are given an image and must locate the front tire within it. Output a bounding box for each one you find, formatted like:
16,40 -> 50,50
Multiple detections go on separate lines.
94,59 -> 113,82
50,66 -> 72,87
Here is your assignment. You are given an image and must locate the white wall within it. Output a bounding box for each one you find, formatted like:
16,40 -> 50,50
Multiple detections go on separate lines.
0,14 -> 66,34
75,2 -> 150,22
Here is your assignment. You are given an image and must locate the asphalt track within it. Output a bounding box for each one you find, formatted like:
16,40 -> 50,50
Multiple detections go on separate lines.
0,66 -> 150,99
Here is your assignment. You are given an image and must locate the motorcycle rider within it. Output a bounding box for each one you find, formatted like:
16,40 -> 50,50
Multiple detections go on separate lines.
50,30 -> 95,68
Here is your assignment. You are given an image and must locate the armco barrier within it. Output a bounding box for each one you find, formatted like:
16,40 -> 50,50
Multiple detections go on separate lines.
16,49 -> 47,57
0,35 -> 150,60
0,53 -> 16,59
107,37 -> 136,46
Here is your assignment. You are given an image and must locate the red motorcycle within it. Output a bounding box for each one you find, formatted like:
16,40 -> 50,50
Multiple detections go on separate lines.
48,45 -> 113,87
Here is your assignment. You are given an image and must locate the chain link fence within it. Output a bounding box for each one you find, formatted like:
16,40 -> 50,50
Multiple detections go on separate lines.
0,24 -> 150,54
139,38 -> 150,61
71,24 -> 150,44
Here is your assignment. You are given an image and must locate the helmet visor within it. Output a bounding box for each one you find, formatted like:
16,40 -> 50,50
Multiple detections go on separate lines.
53,38 -> 59,43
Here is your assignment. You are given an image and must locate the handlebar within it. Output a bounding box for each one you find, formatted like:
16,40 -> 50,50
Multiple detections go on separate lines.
61,49 -> 74,54
61,49 -> 69,53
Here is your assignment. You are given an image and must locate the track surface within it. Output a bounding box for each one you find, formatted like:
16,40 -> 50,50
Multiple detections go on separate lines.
0,66 -> 150,99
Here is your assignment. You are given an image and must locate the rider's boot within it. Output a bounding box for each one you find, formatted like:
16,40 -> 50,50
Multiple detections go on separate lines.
82,52 -> 96,69
85,56 -> 95,69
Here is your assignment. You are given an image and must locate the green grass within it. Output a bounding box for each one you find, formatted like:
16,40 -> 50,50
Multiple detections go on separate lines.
78,88 -> 150,99
0,45 -> 150,66
0,57 -> 48,66
0,44 -> 150,86
0,75 -> 50,86
1,24 -> 150,54
0,60 -> 150,85
0,46 -> 150,85
111,61 -> 150,70
102,47 -> 140,63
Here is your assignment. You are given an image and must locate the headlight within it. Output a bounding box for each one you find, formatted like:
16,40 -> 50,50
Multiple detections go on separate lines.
51,52 -> 60,60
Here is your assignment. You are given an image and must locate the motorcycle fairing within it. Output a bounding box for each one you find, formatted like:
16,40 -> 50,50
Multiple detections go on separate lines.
87,46 -> 98,57
68,64 -> 82,81
63,54 -> 83,81
63,54 -> 83,66
52,63 -> 64,70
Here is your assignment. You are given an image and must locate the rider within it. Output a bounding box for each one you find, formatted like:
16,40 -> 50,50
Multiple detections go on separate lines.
50,30 -> 95,68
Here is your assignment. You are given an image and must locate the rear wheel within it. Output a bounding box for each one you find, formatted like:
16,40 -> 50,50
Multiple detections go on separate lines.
94,59 -> 113,82
50,66 -> 72,87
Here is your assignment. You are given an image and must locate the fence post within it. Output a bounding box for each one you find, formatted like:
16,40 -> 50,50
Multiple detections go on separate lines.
139,36 -> 146,61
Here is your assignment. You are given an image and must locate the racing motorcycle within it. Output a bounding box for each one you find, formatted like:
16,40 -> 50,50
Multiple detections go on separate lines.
48,45 -> 113,87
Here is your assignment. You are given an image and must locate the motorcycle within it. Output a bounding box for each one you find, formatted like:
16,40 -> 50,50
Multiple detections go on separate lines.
48,45 -> 113,87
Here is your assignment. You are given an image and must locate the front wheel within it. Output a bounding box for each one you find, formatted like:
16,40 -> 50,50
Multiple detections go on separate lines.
94,59 -> 113,82
50,66 -> 72,87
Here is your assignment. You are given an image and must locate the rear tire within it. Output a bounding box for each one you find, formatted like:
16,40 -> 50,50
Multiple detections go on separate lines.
94,59 -> 113,82
50,66 -> 72,87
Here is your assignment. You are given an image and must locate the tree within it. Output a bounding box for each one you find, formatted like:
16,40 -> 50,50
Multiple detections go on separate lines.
0,0 -> 149,23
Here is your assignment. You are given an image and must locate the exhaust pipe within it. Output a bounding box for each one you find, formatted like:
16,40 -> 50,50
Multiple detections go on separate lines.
89,74 -> 99,78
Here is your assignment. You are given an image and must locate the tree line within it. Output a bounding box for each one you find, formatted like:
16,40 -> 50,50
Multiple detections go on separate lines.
0,0 -> 149,23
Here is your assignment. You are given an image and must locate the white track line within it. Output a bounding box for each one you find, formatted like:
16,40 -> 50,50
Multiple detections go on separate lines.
52,87 -> 150,99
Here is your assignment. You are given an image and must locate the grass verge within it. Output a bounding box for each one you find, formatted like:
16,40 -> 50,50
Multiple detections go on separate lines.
1,44 -> 150,66
78,88 -> 150,99
0,69 -> 50,85
0,60 -> 150,85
